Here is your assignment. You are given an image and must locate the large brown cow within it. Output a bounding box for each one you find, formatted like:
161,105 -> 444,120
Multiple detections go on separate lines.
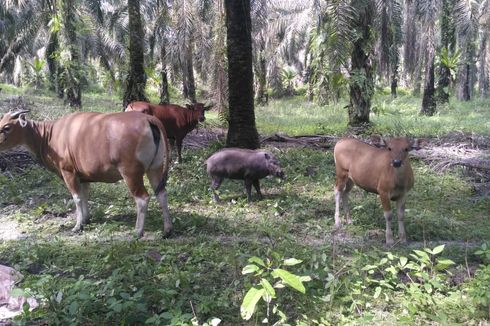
333,137 -> 423,245
125,101 -> 210,163
0,109 -> 172,238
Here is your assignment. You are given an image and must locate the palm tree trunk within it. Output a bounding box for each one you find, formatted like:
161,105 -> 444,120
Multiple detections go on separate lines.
123,0 -> 147,108
159,43 -> 170,104
182,42 -> 197,103
456,42 -> 475,101
348,0 -> 374,126
225,0 -> 260,149
436,0 -> 456,103
421,23 -> 436,115
478,32 -> 489,98
256,35 -> 268,105
62,0 -> 82,108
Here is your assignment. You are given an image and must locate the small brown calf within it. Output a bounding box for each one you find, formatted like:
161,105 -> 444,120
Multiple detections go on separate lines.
333,137 -> 423,245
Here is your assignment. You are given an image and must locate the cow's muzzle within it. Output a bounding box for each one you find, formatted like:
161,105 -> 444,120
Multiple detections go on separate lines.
392,160 -> 402,168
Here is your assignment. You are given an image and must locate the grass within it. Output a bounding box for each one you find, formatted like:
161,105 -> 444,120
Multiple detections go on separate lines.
1,84 -> 490,324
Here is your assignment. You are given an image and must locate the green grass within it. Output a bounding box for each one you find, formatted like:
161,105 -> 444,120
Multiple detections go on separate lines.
1,85 -> 490,324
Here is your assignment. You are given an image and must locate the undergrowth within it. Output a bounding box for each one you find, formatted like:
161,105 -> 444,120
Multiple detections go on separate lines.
0,86 -> 489,324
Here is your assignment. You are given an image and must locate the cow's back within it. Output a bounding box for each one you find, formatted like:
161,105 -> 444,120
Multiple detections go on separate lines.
51,112 -> 165,182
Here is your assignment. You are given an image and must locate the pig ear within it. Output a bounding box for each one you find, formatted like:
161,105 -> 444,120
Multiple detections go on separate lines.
264,152 -> 270,160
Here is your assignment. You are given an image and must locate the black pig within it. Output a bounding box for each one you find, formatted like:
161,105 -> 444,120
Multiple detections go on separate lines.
206,148 -> 285,202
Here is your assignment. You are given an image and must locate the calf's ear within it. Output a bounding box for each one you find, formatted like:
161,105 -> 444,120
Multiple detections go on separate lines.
369,135 -> 385,147
410,138 -> 426,150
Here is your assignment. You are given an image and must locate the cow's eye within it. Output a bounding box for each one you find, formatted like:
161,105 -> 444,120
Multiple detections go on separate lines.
405,148 -> 409,152
388,147 -> 392,151
2,125 -> 11,133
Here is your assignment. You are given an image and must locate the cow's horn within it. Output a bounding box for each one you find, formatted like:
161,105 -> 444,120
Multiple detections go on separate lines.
9,109 -> 30,119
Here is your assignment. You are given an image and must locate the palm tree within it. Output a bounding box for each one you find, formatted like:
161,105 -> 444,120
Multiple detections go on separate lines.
376,0 -> 403,97
420,0 -> 439,116
436,0 -> 457,103
123,0 -> 147,108
225,0 -> 259,149
61,0 -> 82,108
454,0 -> 480,101
347,0 -> 375,126
478,0 -> 490,97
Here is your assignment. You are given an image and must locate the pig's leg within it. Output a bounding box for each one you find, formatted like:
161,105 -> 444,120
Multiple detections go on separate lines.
252,180 -> 263,199
244,179 -> 253,202
210,176 -> 223,202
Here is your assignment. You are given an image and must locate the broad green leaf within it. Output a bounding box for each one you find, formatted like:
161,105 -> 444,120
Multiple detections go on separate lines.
248,256 -> 266,267
300,276 -> 312,282
436,258 -> 455,270
373,286 -> 382,299
432,244 -> 445,255
399,256 -> 408,268
260,279 -> 276,298
242,264 -> 260,275
240,287 -> 265,320
283,258 -> 303,266
272,269 -> 305,294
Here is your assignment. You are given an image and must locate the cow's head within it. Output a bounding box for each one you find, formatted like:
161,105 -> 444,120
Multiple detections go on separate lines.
186,102 -> 212,123
125,102 -> 151,115
0,109 -> 29,151
375,136 -> 424,168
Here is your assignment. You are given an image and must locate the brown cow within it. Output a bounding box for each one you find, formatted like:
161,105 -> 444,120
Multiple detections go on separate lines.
333,137 -> 423,245
0,109 -> 172,238
125,101 -> 210,163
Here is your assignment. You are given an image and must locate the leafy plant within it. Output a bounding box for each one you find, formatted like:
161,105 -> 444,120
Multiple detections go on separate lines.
241,253 -> 311,324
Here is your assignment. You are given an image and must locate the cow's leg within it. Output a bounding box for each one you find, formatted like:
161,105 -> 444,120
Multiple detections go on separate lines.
253,180 -> 263,199
147,168 -> 172,237
122,172 -> 150,238
210,176 -> 223,202
342,179 -> 354,224
334,173 -> 349,228
176,138 -> 183,163
60,170 -> 84,232
244,179 -> 253,202
396,196 -> 407,243
79,183 -> 90,225
379,192 -> 394,246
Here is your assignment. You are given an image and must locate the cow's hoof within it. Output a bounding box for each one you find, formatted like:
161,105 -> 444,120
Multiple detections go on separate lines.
71,225 -> 83,233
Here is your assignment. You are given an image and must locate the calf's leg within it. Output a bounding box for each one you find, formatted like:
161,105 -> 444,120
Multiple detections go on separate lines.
79,183 -> 90,225
396,196 -> 407,243
334,174 -> 352,228
176,138 -> 183,163
147,168 -> 172,237
379,192 -> 394,246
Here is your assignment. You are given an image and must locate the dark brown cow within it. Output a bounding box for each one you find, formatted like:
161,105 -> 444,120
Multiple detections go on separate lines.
333,137 -> 424,245
125,101 -> 210,163
0,109 -> 172,238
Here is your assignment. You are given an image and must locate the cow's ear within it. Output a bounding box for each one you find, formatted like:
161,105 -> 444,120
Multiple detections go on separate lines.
185,104 -> 193,110
369,135 -> 384,147
410,138 -> 426,151
18,113 -> 28,127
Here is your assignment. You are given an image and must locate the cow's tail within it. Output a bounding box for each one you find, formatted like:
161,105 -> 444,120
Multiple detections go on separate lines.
148,119 -> 171,195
